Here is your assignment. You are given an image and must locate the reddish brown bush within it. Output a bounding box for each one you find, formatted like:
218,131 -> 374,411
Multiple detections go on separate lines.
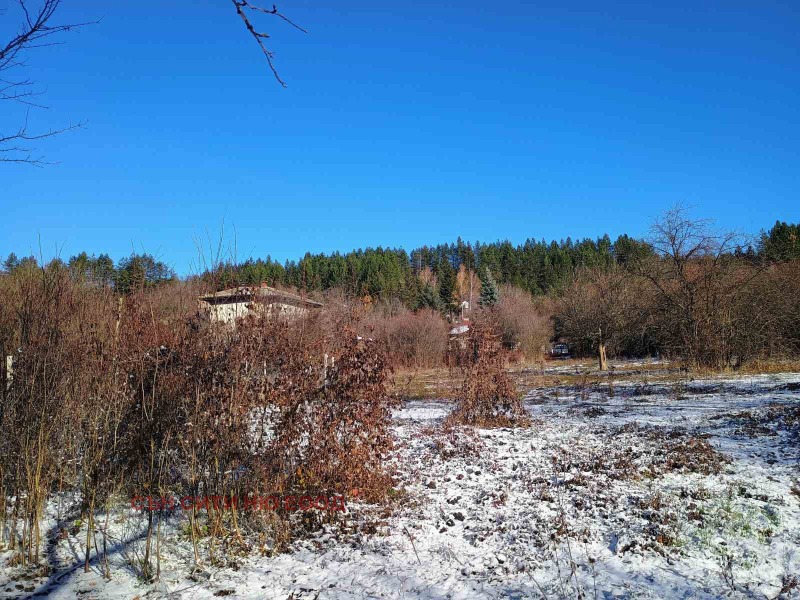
446,320 -> 530,428
494,285 -> 553,359
0,267 -> 400,576
365,307 -> 449,369
261,325 -> 399,501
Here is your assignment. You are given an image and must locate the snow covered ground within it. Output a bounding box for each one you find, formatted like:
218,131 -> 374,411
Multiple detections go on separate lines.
3,372 -> 800,599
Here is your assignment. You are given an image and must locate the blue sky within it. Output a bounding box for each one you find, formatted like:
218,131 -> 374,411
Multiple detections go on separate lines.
1,0 -> 797,275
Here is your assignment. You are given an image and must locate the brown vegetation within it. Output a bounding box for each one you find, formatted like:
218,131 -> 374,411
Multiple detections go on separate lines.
556,208 -> 800,370
494,285 -> 553,359
365,307 -> 450,369
445,320 -> 530,428
0,265 -> 398,578
1,209 -> 799,583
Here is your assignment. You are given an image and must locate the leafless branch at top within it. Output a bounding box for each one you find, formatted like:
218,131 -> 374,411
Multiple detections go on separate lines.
1,0 -> 96,165
0,0 -> 96,73
230,1 -> 307,87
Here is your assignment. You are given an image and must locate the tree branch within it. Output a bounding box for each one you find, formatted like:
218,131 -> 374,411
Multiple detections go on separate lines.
0,0 -> 95,165
230,0 -> 306,87
0,109 -> 85,166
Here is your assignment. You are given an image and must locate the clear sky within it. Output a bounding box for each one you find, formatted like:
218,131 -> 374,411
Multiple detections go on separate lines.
1,0 -> 797,275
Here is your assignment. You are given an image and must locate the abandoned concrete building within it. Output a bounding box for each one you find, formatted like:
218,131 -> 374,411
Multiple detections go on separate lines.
198,283 -> 323,324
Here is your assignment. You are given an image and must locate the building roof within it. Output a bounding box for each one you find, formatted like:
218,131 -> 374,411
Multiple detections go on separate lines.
449,324 -> 470,336
199,283 -> 323,308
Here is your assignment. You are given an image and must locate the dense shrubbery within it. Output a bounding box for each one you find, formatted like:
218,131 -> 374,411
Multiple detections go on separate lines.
0,268 -> 398,577
493,285 -> 553,358
554,210 -> 800,369
366,307 -> 450,368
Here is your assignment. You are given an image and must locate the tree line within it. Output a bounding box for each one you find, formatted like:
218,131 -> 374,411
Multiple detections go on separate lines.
2,252 -> 175,294
3,219 -> 797,311
208,233 -> 652,305
204,220 -> 798,312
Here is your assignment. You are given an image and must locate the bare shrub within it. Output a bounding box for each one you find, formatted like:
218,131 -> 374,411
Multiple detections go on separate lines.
123,304 -> 398,562
446,320 -> 530,428
555,267 -> 654,366
0,266 -> 400,576
494,285 -> 553,360
0,264 -> 85,564
732,260 -> 800,360
260,322 -> 399,501
0,264 -> 133,569
320,286 -> 364,332
365,307 -> 449,369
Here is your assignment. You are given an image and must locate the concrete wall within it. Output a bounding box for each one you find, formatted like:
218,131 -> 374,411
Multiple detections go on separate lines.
203,301 -> 309,324
207,300 -> 252,323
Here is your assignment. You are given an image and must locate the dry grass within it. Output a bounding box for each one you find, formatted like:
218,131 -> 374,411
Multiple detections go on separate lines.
735,358 -> 800,375
389,356 -> 800,399
390,368 -> 461,400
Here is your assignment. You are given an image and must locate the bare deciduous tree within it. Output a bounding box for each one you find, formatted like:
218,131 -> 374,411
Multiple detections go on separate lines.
1,0 -> 93,165
639,206 -> 762,368
493,284 -> 553,360
556,267 -> 636,370
2,1 -> 305,166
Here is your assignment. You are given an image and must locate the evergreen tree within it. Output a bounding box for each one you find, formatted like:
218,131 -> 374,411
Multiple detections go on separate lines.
115,253 -> 175,294
45,257 -> 66,273
416,282 -> 441,311
68,251 -> 91,282
94,254 -> 116,286
613,234 -> 653,267
760,220 -> 800,262
3,253 -> 19,274
437,258 -> 456,311
479,267 -> 500,307
17,256 -> 38,271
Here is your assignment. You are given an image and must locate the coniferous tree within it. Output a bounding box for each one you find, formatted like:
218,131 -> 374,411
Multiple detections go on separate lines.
417,282 -> 442,311
3,253 -> 20,274
17,256 -> 38,271
438,259 -> 457,312
93,254 -> 116,287
479,267 -> 500,307
115,253 -> 175,294
760,221 -> 800,262
67,252 -> 92,282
